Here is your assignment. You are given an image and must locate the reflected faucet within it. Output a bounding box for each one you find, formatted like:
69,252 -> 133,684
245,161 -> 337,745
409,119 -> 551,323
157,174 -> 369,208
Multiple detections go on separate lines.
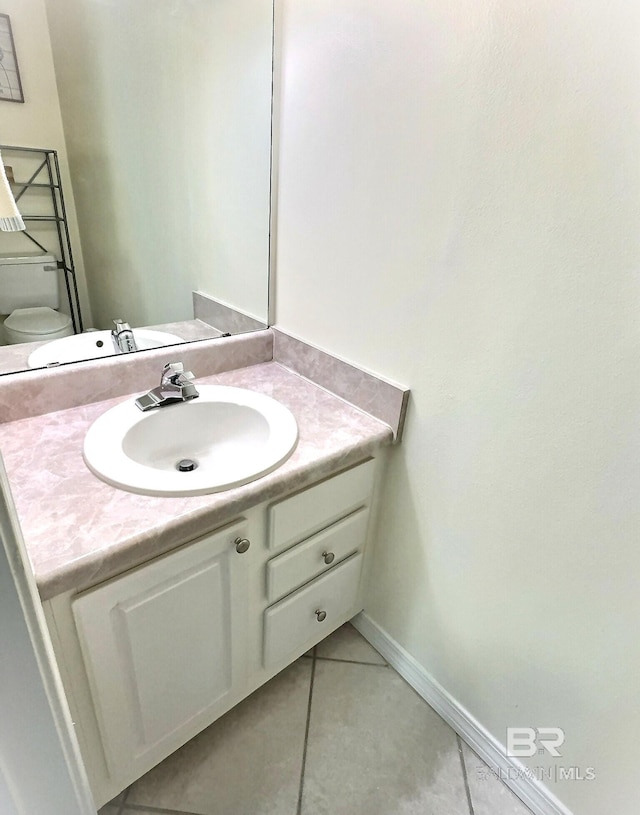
111,319 -> 138,354
135,362 -> 199,411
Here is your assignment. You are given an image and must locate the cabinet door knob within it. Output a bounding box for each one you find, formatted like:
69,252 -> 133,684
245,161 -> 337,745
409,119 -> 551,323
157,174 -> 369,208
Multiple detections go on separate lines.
234,537 -> 251,554
315,609 -> 327,622
322,551 -> 335,565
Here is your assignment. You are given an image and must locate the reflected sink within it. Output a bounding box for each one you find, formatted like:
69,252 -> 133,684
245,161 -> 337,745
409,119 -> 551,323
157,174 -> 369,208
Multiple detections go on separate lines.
27,328 -> 183,368
83,385 -> 299,496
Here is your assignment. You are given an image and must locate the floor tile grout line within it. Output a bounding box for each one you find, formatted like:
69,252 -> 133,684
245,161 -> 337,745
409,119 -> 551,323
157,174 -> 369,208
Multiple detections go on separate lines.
313,655 -> 389,667
121,801 -> 205,815
457,734 -> 476,815
116,784 -> 132,815
296,646 -> 317,815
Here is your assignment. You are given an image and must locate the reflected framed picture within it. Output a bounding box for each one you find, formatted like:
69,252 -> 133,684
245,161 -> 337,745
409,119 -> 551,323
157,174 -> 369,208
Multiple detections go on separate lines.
0,14 -> 24,103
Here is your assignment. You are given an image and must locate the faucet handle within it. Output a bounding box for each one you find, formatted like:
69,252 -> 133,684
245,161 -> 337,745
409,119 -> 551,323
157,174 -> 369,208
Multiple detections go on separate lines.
161,362 -> 195,384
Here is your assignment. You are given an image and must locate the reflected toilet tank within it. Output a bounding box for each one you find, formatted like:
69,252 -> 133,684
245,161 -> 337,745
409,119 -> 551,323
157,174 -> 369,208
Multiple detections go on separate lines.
0,254 -> 73,344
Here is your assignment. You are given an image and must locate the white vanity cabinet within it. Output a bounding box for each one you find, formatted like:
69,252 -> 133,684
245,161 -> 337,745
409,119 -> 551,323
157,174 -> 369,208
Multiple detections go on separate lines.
71,519 -> 250,785
44,457 -> 381,808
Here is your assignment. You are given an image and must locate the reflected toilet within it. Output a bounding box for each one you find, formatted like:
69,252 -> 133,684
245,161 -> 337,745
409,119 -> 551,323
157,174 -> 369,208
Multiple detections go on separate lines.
0,254 -> 73,344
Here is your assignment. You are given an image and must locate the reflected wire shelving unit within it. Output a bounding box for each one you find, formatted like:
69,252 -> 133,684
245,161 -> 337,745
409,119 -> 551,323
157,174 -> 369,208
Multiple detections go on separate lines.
0,144 -> 83,333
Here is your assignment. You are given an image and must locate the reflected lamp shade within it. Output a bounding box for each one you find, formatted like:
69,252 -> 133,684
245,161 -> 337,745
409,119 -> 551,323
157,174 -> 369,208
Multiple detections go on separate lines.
0,150 -> 25,231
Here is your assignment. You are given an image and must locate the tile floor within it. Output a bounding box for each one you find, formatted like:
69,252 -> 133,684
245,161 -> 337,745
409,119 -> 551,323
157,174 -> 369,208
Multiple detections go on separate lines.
98,623 -> 533,815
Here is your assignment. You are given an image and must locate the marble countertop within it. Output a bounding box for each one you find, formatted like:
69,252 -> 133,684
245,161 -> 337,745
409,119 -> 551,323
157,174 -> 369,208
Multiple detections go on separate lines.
0,362 -> 392,600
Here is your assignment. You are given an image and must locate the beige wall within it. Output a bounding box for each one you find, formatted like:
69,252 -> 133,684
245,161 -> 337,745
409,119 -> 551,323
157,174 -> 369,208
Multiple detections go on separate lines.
274,1 -> 640,813
0,0 -> 92,332
45,0 -> 273,331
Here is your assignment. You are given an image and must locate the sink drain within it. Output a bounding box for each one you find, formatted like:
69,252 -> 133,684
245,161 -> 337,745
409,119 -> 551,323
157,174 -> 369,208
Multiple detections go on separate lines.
176,458 -> 198,472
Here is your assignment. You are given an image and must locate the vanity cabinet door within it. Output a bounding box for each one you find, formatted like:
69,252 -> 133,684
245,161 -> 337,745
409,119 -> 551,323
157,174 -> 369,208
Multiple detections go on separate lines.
71,520 -> 249,784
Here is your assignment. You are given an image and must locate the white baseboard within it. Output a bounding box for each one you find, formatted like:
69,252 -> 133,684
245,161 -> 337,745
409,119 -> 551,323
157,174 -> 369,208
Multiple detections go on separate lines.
351,612 -> 573,815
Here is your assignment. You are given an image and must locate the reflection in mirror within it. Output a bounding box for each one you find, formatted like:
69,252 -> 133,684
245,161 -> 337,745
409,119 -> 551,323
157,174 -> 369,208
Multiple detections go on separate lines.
0,0 -> 273,376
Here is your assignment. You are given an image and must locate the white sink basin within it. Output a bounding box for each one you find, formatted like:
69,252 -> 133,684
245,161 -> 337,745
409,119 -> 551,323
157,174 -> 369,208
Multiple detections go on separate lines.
27,328 -> 183,368
83,385 -> 298,496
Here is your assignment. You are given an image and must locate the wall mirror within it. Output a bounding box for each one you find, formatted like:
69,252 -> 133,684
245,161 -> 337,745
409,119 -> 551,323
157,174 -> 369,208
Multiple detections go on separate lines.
0,0 -> 273,376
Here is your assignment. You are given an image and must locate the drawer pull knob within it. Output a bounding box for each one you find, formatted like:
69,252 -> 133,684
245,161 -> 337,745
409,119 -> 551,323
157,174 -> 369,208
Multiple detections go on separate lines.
315,609 -> 327,622
234,537 -> 251,554
322,551 -> 335,565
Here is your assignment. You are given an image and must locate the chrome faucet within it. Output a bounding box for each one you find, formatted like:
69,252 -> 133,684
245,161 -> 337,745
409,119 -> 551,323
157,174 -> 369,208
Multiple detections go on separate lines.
111,319 -> 138,354
135,362 -> 199,411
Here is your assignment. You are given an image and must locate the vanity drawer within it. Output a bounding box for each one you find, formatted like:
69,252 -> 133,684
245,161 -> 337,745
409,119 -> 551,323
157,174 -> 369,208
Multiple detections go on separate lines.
263,552 -> 363,668
268,459 -> 375,551
266,507 -> 369,603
